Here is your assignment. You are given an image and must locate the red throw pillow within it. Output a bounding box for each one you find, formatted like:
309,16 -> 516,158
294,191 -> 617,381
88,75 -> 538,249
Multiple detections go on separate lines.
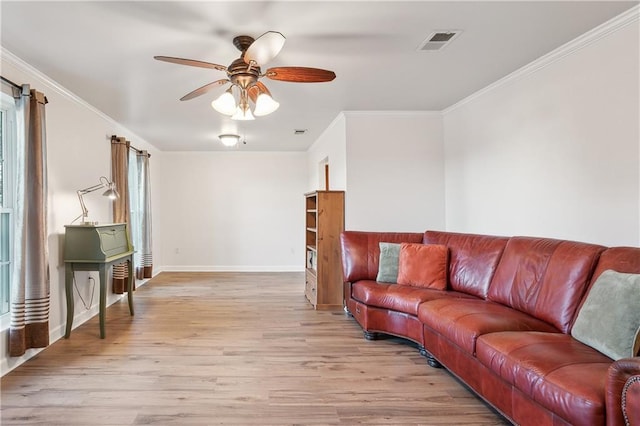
397,243 -> 448,290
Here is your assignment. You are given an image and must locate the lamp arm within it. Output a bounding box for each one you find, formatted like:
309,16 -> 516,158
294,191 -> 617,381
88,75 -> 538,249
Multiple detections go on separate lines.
77,176 -> 111,195
77,184 -> 102,195
77,190 -> 89,221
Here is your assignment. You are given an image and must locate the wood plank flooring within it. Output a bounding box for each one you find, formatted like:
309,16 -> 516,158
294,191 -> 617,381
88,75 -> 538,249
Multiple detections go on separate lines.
1,272 -> 508,425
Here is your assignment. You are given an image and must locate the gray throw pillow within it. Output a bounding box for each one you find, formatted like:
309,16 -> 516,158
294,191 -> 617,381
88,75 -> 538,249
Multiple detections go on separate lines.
376,242 -> 401,283
571,270 -> 640,360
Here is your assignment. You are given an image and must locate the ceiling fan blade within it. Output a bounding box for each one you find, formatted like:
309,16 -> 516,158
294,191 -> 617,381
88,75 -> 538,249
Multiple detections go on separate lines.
247,82 -> 271,104
154,56 -> 227,71
265,67 -> 336,83
180,79 -> 230,101
244,31 -> 285,66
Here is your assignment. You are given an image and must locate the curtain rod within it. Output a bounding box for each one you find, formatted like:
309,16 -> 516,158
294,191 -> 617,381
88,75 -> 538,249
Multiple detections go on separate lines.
0,75 -> 21,90
110,135 -> 151,158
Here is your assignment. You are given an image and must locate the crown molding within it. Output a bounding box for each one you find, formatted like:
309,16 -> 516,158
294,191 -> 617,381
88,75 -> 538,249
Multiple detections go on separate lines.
1,47 -> 115,122
1,46 -> 155,151
343,111 -> 442,118
443,5 -> 639,115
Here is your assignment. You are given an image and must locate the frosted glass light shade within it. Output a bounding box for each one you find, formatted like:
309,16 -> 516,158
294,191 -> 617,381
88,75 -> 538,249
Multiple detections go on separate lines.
231,106 -> 255,121
253,93 -> 280,116
218,134 -> 241,147
211,90 -> 236,116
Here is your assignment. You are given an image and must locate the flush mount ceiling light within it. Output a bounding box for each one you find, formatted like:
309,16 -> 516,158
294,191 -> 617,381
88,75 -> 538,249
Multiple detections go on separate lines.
218,134 -> 241,147
155,31 -> 336,121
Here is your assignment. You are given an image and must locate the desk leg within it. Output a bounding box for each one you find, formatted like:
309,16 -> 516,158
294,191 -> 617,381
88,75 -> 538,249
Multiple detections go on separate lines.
64,263 -> 74,338
98,265 -> 107,339
127,259 -> 135,316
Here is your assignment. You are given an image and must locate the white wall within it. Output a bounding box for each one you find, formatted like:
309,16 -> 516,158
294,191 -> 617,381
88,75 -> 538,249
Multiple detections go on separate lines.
443,15 -> 639,246
0,48 -> 163,374
344,112 -> 445,232
306,113 -> 347,191
159,151 -> 307,271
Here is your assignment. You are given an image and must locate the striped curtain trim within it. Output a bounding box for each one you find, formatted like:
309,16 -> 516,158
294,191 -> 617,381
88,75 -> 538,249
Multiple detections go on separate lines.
112,262 -> 129,279
134,253 -> 153,267
9,298 -> 50,328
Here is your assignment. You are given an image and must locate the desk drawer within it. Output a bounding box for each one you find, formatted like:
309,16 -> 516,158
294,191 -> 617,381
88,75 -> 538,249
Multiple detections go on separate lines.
97,226 -> 129,258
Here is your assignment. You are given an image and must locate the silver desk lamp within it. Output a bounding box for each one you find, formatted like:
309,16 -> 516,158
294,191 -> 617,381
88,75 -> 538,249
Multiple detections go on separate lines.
71,176 -> 119,225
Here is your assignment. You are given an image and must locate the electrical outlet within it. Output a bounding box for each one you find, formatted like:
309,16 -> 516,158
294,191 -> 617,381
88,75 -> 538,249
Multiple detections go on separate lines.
175,248 -> 180,254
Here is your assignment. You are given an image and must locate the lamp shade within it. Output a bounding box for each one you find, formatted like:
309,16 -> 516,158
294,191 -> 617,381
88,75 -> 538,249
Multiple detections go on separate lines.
218,134 -> 241,147
102,186 -> 119,199
253,93 -> 280,116
211,89 -> 236,116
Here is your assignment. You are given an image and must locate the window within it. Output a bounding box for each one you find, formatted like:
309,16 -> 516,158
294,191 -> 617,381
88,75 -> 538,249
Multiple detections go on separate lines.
0,92 -> 16,316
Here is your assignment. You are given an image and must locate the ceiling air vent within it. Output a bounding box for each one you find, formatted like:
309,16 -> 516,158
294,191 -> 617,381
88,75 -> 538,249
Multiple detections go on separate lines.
294,129 -> 307,135
418,30 -> 462,51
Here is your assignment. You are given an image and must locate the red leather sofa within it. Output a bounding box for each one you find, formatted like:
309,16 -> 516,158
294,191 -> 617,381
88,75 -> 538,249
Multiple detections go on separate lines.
340,230 -> 640,425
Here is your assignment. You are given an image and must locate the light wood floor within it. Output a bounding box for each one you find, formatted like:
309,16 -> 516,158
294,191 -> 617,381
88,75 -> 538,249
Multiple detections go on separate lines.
1,272 -> 508,425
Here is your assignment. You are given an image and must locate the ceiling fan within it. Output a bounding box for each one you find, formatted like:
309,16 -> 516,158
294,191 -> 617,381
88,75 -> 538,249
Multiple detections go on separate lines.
154,31 -> 336,120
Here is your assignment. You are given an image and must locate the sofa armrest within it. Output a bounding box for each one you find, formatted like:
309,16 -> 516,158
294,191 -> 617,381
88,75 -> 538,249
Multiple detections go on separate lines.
606,357 -> 640,425
340,231 -> 423,283
343,280 -> 353,309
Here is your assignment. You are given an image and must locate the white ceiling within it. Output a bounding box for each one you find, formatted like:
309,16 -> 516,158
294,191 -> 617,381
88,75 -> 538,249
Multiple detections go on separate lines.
1,1 -> 636,152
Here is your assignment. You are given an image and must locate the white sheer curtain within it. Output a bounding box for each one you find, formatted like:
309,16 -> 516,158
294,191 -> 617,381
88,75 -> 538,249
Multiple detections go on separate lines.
128,150 -> 153,279
9,84 -> 49,357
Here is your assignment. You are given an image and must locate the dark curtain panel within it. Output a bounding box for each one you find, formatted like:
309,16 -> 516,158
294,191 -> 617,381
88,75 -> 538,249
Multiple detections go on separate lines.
9,85 -> 50,357
110,137 -> 132,294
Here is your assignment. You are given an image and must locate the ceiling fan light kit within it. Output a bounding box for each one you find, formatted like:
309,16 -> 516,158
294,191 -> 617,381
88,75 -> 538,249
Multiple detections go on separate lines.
155,31 -> 336,122
211,82 -> 279,120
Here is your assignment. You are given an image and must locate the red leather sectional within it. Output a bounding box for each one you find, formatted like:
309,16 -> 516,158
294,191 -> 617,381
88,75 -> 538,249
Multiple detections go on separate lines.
340,230 -> 640,425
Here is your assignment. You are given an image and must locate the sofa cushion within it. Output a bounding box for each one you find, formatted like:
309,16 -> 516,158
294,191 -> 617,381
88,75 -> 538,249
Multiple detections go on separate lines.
476,332 -> 612,426
351,280 -> 474,316
571,270 -> 640,360
423,231 -> 509,299
589,246 -> 640,285
487,237 -> 605,333
418,298 -> 558,355
340,231 -> 424,283
376,242 -> 401,283
397,243 -> 448,290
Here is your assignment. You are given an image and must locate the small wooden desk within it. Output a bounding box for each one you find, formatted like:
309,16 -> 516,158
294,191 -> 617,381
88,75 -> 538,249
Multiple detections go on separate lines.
63,223 -> 134,339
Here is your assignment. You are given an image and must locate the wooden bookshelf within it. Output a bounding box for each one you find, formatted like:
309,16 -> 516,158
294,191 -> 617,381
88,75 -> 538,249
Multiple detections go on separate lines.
304,191 -> 345,310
